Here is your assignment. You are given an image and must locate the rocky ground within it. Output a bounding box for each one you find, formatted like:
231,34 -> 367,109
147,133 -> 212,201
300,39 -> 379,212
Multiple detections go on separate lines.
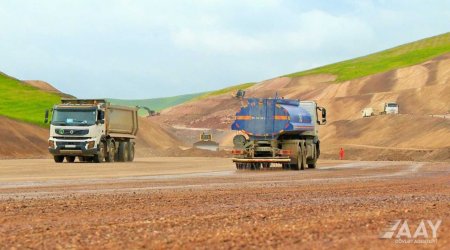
0,158 -> 448,249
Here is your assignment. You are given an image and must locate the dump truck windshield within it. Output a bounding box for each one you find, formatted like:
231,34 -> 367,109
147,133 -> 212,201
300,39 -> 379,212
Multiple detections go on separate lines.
387,103 -> 398,107
52,109 -> 97,126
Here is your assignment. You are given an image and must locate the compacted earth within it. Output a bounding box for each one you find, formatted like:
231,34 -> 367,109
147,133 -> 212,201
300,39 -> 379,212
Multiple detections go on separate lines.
0,158 -> 448,249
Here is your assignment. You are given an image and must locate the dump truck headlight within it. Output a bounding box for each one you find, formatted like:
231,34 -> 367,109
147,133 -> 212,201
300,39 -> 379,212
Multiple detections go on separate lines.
87,141 -> 95,149
48,140 -> 55,148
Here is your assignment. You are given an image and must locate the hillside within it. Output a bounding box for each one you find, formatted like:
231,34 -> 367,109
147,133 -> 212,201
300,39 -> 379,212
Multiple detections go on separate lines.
109,82 -> 255,116
109,92 -> 205,115
285,32 -> 450,81
23,80 -> 75,99
155,33 -> 450,161
0,72 -> 60,126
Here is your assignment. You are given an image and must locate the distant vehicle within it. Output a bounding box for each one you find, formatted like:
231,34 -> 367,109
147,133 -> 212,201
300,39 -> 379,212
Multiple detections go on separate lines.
45,99 -> 138,163
137,106 -> 160,117
231,97 -> 326,170
362,107 -> 374,117
193,132 -> 219,151
381,102 -> 399,115
235,89 -> 246,99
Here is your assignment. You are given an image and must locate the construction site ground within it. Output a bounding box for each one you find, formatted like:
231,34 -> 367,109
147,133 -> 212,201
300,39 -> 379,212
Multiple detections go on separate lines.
0,157 -> 449,249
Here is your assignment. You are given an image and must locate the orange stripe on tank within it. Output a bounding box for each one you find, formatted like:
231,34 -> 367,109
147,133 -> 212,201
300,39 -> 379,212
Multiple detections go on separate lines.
236,115 -> 252,120
274,115 -> 290,120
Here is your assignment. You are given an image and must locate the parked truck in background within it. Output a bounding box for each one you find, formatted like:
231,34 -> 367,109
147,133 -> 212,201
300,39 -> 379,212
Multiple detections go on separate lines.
382,102 -> 399,114
231,97 -> 326,170
45,99 -> 138,163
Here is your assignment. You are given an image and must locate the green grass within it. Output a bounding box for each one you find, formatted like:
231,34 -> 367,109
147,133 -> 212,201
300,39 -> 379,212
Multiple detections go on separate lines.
191,82 -> 256,101
285,32 -> 450,81
0,73 -> 60,126
109,92 -> 206,115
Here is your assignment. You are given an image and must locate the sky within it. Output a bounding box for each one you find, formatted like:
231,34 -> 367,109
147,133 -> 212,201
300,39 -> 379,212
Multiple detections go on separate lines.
0,0 -> 449,99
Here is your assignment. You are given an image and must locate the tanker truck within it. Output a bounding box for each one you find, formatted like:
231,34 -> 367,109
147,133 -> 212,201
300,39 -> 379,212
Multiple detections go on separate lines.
231,97 -> 326,170
45,99 -> 138,163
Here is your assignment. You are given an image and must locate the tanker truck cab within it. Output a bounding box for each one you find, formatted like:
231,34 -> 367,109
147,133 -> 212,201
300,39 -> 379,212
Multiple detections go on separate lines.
46,99 -> 138,163
231,98 -> 326,170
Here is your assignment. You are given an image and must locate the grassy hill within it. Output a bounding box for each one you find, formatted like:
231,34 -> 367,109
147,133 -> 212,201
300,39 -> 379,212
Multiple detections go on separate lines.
191,82 -> 255,101
0,72 -> 60,126
109,92 -> 206,115
285,32 -> 450,81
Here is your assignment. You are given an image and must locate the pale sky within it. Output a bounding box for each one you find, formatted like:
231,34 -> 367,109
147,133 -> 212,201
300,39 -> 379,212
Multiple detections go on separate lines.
0,0 -> 449,99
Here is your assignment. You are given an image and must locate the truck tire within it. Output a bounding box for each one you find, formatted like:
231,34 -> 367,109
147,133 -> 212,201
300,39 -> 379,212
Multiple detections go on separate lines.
93,141 -> 105,163
127,142 -> 135,162
54,155 -> 64,163
300,142 -> 307,170
105,140 -> 115,162
118,141 -> 129,162
308,163 -> 316,169
262,163 -> 271,168
66,156 -> 76,163
250,163 -> 261,170
293,143 -> 306,170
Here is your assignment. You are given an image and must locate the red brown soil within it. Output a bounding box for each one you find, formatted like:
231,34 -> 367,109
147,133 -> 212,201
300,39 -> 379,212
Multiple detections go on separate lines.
0,116 -> 50,159
0,159 -> 448,249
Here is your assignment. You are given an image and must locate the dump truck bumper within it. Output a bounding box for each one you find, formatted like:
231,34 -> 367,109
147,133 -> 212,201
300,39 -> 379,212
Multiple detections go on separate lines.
49,148 -> 98,156
48,139 -> 98,156
232,157 -> 291,163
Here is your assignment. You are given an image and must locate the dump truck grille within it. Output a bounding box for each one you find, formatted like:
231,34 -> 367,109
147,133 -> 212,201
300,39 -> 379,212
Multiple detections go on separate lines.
56,141 -> 87,149
55,129 -> 89,136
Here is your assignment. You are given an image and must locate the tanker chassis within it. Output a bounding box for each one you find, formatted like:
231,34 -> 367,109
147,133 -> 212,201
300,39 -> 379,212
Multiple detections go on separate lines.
231,98 -> 326,170
45,99 -> 138,163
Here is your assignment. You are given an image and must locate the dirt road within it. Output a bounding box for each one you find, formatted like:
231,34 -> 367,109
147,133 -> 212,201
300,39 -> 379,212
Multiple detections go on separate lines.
0,158 -> 449,249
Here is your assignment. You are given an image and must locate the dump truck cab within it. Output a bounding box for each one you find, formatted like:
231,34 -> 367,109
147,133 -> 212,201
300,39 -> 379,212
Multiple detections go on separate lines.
46,99 -> 138,163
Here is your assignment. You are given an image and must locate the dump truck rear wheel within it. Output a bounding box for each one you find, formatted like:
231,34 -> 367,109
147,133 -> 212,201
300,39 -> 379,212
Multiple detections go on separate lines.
66,156 -> 75,163
262,163 -> 271,168
54,155 -> 64,163
118,141 -> 129,162
127,142 -> 135,162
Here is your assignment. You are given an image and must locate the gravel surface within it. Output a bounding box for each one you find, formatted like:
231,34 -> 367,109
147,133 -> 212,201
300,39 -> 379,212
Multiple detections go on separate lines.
0,158 -> 448,249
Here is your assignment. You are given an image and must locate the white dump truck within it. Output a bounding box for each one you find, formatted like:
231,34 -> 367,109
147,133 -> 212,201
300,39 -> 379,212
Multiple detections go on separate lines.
45,99 -> 138,163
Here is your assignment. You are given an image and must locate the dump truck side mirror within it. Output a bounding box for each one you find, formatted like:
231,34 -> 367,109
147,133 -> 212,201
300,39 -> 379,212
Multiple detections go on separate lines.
44,110 -> 49,124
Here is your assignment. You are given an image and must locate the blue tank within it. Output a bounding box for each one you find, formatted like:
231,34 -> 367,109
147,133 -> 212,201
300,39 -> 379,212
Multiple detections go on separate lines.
231,98 -> 314,139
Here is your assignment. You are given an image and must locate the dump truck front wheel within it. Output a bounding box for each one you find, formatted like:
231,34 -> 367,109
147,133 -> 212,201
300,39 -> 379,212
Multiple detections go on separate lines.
93,142 -> 106,163
66,156 -> 75,163
54,155 -> 64,163
105,140 -> 115,162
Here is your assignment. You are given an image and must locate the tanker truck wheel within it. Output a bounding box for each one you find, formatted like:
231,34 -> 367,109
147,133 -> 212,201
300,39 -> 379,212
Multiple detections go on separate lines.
262,163 -> 271,168
93,142 -> 106,163
53,155 -> 64,163
294,143 -> 307,170
118,141 -> 129,162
